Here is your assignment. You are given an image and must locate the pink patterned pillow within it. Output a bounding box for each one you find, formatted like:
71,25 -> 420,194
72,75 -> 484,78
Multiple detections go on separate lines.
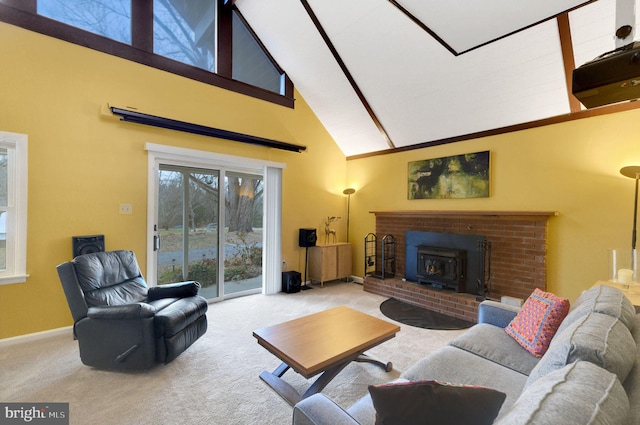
505,288 -> 570,358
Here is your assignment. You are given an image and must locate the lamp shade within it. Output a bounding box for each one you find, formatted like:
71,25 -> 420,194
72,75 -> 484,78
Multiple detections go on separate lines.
620,166 -> 640,179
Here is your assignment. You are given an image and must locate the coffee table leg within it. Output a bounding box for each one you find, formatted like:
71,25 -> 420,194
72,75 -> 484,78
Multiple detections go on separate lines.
260,363 -> 301,406
259,360 -> 352,407
355,353 -> 393,372
273,362 -> 290,377
301,361 -> 351,399
260,354 -> 393,406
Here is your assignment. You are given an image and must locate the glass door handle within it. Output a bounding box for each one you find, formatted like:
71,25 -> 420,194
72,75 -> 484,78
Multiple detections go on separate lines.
153,235 -> 161,251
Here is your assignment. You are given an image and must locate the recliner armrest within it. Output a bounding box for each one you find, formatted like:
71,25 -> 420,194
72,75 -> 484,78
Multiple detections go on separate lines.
147,281 -> 201,301
478,300 -> 521,328
293,394 -> 361,425
87,303 -> 156,319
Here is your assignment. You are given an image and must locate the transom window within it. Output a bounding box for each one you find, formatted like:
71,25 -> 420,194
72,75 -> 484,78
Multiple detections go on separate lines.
38,0 -> 132,43
0,0 -> 293,107
153,0 -> 215,72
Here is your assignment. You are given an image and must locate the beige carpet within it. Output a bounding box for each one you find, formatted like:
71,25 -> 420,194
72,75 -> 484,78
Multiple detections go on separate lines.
0,282 -> 466,425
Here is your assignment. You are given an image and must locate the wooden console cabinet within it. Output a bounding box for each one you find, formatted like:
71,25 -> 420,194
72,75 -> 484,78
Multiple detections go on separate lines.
308,243 -> 352,286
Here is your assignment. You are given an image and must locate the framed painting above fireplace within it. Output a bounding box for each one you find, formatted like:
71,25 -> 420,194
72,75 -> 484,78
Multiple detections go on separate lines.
408,151 -> 490,199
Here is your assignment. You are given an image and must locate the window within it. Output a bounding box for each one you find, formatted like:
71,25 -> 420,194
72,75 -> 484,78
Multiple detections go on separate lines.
37,0 -> 131,44
154,0 -> 215,72
232,9 -> 283,94
0,131 -> 28,285
0,0 -> 293,107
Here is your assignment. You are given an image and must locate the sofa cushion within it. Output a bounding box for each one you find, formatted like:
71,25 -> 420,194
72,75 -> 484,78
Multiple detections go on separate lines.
368,380 -> 506,425
505,288 -> 570,358
449,323 -> 539,375
526,312 -> 636,386
556,284 -> 636,335
494,361 -> 629,425
401,345 -> 527,416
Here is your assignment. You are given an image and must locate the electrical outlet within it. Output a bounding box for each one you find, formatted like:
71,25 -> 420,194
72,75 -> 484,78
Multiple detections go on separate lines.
119,203 -> 133,214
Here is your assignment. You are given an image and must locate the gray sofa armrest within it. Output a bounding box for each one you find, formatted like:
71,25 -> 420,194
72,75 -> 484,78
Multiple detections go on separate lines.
478,300 -> 521,328
293,394 -> 361,425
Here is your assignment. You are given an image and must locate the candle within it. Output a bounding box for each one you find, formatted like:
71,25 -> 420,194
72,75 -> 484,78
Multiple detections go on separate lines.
618,268 -> 634,284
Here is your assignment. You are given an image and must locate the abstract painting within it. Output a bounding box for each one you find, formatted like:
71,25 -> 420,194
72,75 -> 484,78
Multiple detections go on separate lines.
408,151 -> 490,199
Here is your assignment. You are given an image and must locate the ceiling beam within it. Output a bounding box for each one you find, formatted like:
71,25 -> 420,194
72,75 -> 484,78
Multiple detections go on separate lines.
300,0 -> 396,149
557,13 -> 582,113
347,100 -> 640,160
389,0 -> 598,56
387,0 -> 458,56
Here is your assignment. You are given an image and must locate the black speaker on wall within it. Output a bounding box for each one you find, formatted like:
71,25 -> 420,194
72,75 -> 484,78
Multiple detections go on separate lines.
298,228 -> 317,247
72,235 -> 105,258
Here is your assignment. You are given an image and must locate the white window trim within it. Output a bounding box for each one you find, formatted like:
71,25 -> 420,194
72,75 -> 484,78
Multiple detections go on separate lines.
0,131 -> 28,285
145,142 -> 284,295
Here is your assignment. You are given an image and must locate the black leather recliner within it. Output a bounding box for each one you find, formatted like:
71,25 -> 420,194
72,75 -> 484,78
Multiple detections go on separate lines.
56,250 -> 208,370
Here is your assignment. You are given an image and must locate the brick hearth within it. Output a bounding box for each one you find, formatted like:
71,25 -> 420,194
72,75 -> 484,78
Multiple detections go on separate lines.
364,210 -> 557,322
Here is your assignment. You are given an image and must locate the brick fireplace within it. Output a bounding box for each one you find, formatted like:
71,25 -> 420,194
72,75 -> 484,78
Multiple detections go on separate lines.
364,210 -> 557,322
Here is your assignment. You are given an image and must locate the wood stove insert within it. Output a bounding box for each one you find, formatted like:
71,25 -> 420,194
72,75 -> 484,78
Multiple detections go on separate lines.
417,246 -> 467,292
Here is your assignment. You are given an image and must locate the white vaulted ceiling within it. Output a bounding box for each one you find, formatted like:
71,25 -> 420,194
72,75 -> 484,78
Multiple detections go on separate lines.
235,0 -> 639,157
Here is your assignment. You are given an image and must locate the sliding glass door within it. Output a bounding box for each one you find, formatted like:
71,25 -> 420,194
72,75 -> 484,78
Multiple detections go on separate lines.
154,165 -> 263,300
222,171 -> 263,296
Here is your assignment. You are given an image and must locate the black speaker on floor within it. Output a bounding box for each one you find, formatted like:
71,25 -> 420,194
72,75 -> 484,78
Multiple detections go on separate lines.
282,271 -> 302,293
72,235 -> 105,258
298,228 -> 317,247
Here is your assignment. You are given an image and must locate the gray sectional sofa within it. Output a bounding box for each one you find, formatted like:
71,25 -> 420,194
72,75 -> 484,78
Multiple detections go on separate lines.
293,284 -> 640,425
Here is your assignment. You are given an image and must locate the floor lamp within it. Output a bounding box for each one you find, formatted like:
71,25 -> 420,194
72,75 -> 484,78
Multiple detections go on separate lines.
621,166 -> 640,250
343,188 -> 356,242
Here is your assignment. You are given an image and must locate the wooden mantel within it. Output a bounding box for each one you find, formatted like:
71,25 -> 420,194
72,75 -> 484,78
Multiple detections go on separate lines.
370,210 -> 558,220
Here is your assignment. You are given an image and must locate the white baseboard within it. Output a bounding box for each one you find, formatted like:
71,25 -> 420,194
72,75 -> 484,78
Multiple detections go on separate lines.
0,326 -> 73,348
351,275 -> 363,284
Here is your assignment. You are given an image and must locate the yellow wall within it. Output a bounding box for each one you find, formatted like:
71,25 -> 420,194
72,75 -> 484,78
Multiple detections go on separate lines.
347,109 -> 640,302
2,20 -> 640,340
0,22 -> 347,339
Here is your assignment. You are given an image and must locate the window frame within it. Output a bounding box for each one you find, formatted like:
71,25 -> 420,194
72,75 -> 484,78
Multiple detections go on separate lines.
0,0 -> 294,108
0,131 -> 28,285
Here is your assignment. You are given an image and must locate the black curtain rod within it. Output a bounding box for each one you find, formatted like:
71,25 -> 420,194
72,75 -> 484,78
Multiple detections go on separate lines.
110,106 -> 306,153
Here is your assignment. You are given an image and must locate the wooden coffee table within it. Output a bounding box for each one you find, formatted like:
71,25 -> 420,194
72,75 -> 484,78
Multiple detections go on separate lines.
253,306 -> 400,406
